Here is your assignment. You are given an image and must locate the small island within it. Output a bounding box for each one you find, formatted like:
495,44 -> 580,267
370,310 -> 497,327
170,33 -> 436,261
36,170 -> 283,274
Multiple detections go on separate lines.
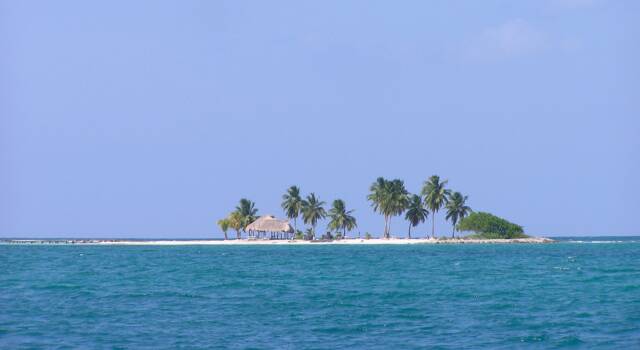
1,175 -> 554,246
2,210 -> 553,245
210,175 -> 553,244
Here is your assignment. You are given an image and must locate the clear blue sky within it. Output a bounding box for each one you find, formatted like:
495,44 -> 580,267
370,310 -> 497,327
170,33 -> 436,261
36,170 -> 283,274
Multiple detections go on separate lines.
1,0 -> 638,238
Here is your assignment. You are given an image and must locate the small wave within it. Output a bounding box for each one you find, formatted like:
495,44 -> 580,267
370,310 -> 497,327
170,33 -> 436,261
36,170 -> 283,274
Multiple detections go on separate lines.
566,240 -> 638,244
37,283 -> 81,291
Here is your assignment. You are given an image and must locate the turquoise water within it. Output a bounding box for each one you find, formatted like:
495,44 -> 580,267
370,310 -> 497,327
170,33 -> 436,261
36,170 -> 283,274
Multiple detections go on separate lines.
1,239 -> 639,349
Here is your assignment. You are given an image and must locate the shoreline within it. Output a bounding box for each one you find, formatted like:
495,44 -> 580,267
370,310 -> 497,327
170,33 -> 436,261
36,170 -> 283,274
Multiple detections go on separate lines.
2,237 -> 555,245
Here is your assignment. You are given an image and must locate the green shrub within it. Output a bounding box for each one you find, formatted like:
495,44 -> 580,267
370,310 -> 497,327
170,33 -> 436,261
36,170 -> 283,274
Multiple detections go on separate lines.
468,232 -> 528,239
364,232 -> 372,240
457,212 -> 527,239
304,228 -> 314,240
294,230 -> 304,240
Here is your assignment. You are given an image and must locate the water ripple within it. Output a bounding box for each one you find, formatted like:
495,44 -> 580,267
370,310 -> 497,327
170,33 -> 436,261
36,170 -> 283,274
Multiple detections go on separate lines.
1,243 -> 639,349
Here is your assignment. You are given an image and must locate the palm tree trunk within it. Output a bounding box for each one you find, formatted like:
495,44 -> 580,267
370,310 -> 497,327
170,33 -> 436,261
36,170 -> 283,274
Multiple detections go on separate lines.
223,231 -> 228,240
387,217 -> 391,238
408,224 -> 412,239
432,214 -> 435,238
452,225 -> 455,238
294,217 -> 297,232
384,216 -> 387,238
384,215 -> 390,238
383,216 -> 388,238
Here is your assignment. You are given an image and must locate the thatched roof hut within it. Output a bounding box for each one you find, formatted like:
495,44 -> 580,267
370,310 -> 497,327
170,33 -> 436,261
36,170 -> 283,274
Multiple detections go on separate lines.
245,215 -> 294,233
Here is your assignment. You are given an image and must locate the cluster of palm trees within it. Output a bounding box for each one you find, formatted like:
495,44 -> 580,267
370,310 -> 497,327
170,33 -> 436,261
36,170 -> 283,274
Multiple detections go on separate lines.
368,175 -> 472,238
217,198 -> 258,240
218,187 -> 357,240
217,175 -> 470,240
281,186 -> 356,240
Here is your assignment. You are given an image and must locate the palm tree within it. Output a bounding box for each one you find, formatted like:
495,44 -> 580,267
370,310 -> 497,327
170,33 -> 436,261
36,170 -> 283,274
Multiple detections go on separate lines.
368,177 -> 389,236
367,177 -> 409,238
328,199 -> 357,239
227,211 -> 244,239
301,193 -> 326,239
421,175 -> 451,238
217,218 -> 230,240
235,198 -> 258,231
281,186 -> 302,231
404,194 -> 429,239
384,179 -> 409,238
445,192 -> 472,238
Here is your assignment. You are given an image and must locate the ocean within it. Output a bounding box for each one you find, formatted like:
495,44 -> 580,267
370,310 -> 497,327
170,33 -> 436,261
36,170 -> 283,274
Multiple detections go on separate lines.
1,237 -> 639,349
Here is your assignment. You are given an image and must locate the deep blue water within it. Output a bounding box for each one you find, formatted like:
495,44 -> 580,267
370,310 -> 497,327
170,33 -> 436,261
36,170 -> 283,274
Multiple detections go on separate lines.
1,239 -> 639,349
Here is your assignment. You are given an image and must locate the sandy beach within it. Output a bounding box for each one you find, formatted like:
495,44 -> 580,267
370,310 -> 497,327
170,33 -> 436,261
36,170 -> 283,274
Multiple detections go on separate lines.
3,237 -> 554,245
102,237 -> 555,245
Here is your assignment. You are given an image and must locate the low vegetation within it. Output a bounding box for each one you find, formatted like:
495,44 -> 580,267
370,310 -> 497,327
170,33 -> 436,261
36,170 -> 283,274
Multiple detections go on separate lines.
457,212 -> 528,239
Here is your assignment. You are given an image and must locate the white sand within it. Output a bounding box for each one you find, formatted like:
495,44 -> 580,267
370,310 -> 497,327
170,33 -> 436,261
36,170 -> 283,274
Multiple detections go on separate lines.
94,237 -> 554,245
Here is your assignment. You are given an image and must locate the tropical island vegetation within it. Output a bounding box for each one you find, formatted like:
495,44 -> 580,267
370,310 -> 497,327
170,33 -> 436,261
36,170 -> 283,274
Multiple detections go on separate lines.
457,212 -> 528,239
218,175 -> 529,241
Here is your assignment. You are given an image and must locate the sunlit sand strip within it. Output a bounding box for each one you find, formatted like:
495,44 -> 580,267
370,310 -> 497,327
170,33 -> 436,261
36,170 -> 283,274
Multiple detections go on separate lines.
93,237 -> 554,245
2,237 -> 555,245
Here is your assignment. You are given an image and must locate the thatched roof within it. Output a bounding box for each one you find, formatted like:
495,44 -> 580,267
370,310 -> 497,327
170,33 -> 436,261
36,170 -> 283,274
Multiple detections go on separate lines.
245,215 -> 294,233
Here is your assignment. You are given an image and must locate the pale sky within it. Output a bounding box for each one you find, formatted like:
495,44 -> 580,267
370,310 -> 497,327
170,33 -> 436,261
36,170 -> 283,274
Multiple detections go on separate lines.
1,0 -> 638,238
